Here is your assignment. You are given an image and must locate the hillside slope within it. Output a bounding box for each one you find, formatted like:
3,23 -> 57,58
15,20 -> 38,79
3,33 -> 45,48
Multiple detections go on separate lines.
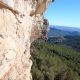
31,41 -> 80,80
48,27 -> 80,37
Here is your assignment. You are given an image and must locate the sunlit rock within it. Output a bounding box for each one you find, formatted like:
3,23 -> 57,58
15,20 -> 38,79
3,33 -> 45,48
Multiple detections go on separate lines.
0,0 -> 53,80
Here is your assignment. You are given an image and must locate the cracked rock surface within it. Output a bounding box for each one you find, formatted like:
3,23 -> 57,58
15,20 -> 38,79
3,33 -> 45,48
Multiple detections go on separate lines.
0,0 -> 52,80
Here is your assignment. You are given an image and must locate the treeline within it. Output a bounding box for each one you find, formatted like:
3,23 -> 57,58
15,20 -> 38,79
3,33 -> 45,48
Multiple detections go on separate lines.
31,40 -> 80,80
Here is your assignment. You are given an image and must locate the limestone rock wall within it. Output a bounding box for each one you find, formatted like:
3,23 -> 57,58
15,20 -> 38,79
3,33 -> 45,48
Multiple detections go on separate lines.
0,0 -> 52,80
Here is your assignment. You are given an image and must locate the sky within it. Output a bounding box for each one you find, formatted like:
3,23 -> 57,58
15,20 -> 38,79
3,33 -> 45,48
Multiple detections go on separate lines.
44,0 -> 80,28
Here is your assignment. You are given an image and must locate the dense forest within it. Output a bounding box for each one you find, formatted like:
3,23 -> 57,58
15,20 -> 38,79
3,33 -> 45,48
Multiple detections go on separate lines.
31,40 -> 80,80
64,36 -> 80,51
48,36 -> 80,52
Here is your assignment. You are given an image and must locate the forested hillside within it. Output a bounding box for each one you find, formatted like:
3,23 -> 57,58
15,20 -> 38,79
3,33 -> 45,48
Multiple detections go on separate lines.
31,40 -> 80,80
64,36 -> 80,51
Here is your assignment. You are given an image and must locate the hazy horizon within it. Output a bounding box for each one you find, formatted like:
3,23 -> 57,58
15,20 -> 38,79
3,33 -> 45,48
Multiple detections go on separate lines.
49,25 -> 80,29
44,0 -> 80,28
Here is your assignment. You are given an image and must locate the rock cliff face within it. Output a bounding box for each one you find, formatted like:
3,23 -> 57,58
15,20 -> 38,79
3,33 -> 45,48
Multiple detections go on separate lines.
0,0 -> 52,80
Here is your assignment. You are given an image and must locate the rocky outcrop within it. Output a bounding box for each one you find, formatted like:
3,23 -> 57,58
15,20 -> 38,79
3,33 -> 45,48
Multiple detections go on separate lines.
0,0 -> 52,80
39,19 -> 49,40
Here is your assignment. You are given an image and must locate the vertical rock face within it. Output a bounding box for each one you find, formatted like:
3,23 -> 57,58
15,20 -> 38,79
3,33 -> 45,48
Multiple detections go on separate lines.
0,0 -> 52,80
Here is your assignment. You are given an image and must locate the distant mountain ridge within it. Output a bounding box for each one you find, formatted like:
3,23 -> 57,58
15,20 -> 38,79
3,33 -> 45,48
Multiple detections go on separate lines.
50,25 -> 80,32
48,25 -> 80,37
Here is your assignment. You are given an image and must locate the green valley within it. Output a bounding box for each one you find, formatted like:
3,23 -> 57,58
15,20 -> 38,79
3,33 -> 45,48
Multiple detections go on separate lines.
31,40 -> 80,80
